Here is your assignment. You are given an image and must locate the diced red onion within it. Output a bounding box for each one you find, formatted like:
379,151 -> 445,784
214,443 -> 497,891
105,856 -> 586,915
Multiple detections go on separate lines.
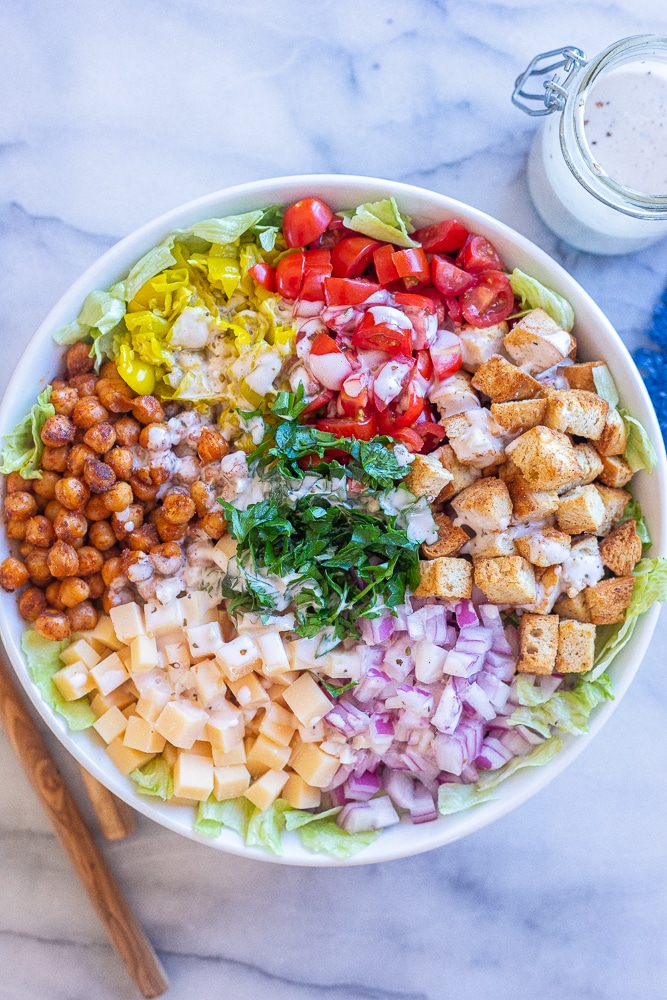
433,732 -> 467,776
410,781 -> 438,824
382,637 -> 414,681
497,728 -> 535,757
455,599 -> 479,629
459,762 -> 480,783
384,769 -> 416,810
539,675 -> 562,698
359,613 -> 395,645
463,681 -> 497,721
444,648 -> 478,678
326,701 -> 370,737
484,650 -> 517,682
322,763 -> 354,792
476,736 -> 514,770
337,796 -> 400,833
354,667 -> 393,704
401,748 -> 441,782
431,681 -> 463,734
476,672 -> 512,712
344,770 -> 382,801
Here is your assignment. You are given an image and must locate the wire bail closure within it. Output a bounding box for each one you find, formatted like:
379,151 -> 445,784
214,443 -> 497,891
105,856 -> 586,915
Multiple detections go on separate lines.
512,46 -> 587,116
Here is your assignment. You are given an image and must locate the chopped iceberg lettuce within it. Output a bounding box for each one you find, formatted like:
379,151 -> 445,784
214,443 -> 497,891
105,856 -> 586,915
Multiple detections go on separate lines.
620,492 -> 651,546
509,268 -> 575,331
0,387 -> 55,480
20,630 -> 96,731
339,197 -> 418,249
592,556 -> 667,678
130,758 -> 174,801
592,365 -> 620,408
508,674 -> 613,737
618,409 -> 658,473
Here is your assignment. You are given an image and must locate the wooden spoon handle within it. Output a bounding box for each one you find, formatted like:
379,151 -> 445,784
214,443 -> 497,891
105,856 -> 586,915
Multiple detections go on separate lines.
0,656 -> 169,998
78,764 -> 136,840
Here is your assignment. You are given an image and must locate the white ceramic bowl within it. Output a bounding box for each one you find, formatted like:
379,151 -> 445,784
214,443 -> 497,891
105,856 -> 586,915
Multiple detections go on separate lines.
1,175 -> 665,865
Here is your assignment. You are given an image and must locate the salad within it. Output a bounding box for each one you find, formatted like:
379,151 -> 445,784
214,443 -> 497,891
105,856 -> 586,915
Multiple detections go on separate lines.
1,194 -> 665,859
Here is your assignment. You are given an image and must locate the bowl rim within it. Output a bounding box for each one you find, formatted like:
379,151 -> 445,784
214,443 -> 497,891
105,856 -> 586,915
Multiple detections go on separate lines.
1,172 -> 666,865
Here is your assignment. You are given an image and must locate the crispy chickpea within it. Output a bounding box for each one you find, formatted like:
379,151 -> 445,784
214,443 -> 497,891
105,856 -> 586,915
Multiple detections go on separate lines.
24,547 -> 53,587
25,515 -> 55,548
66,341 -> 94,377
18,542 -> 33,558
121,549 -> 154,581
105,446 -> 134,481
18,586 -> 48,622
67,443 -> 97,477
190,480 -> 215,516
150,541 -> 183,575
86,573 -> 105,599
41,445 -> 69,472
54,476 -> 90,511
87,520 -> 116,551
51,378 -> 67,390
101,557 -> 123,587
72,396 -> 108,429
149,464 -> 171,486
32,470 -> 60,500
129,472 -> 159,501
54,509 -> 88,543
6,520 -> 28,540
127,523 -> 160,552
110,504 -> 143,541
34,609 -> 71,641
4,491 -> 38,521
44,500 -> 64,522
66,600 -> 98,631
83,421 -> 116,454
153,509 -> 188,543
69,373 -> 98,397
6,472 -> 33,494
58,576 -> 91,608
76,545 -> 104,576
101,481 -> 133,513
96,377 -> 134,413
47,540 -> 79,578
162,492 -> 196,525
83,458 -> 116,494
51,385 -> 79,416
199,510 -> 227,540
113,415 -> 141,447
40,414 -> 75,446
138,422 -> 171,451
99,361 -> 120,379
102,587 -> 132,614
131,395 -> 165,424
0,556 -> 30,591
45,581 -> 66,611
84,495 -> 111,521
197,426 -> 229,463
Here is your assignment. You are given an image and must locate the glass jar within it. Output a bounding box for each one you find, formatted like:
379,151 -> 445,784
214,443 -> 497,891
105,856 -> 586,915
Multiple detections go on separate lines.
513,35 -> 667,254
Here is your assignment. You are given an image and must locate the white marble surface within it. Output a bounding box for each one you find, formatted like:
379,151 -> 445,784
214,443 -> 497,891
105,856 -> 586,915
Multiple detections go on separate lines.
2,2 -> 667,998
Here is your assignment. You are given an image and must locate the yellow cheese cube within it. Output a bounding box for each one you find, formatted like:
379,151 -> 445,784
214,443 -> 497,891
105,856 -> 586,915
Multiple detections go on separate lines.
265,671 -> 300,689
130,634 -> 159,675
246,733 -> 291,774
297,720 -> 326,743
135,685 -> 171,724
226,672 -> 270,709
144,600 -> 185,636
282,673 -> 332,727
205,702 -> 245,752
290,743 -> 340,788
284,637 -> 319,671
90,652 -> 130,696
283,773 -> 321,810
123,715 -> 166,753
161,742 -> 178,767
173,752 -> 214,801
87,614 -> 123,651
155,699 -> 208,749
109,601 -> 145,644
90,679 -> 137,716
193,658 -> 227,706
259,703 -> 296,747
93,706 -> 128,744
162,640 -> 190,670
213,764 -> 251,801
52,662 -> 96,701
186,621 -> 224,660
60,639 -> 101,669
255,630 -> 291,676
212,743 -> 247,767
179,591 -> 219,626
215,634 -> 262,681
106,736 -> 155,776
243,769 -> 289,811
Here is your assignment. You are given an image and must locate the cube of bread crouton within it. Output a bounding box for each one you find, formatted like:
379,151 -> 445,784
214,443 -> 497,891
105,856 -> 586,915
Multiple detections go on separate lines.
556,485 -> 606,534
597,454 -> 634,488
503,308 -> 576,374
467,530 -> 517,559
555,620 -> 596,673
451,477 -> 512,533
459,322 -> 508,373
442,412 -> 506,469
500,461 -> 560,521
473,555 -> 536,604
429,370 -> 479,419
595,484 -> 629,535
471,355 -> 542,402
490,398 -> 548,434
553,591 -> 593,623
505,426 -> 582,491
421,513 -> 470,559
515,527 -> 571,567
525,565 -> 563,615
544,389 -> 609,440
568,443 -> 604,489
403,454 -> 454,501
562,360 -> 606,392
432,444 -> 481,499
599,519 -> 643,577
559,535 -> 604,598
517,613 -> 559,675
413,558 -> 473,600
595,408 -> 627,457
584,576 -> 635,625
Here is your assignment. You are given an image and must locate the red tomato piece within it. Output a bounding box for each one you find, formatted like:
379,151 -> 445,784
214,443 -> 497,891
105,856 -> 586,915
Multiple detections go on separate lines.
412,219 -> 469,253
460,270 -> 515,328
248,262 -> 276,292
301,388 -> 335,415
352,313 -> 412,355
387,427 -> 424,451
445,296 -> 462,324
393,292 -> 436,313
416,350 -> 434,380
377,378 -> 425,433
339,372 -> 371,417
324,277 -> 381,306
431,256 -> 476,296
275,252 -> 305,299
391,247 -> 430,287
331,237 -> 382,278
282,198 -> 334,248
300,249 -> 333,301
316,414 -> 378,440
455,234 -> 504,273
410,419 -> 448,451
373,244 -> 400,285
429,329 -> 462,380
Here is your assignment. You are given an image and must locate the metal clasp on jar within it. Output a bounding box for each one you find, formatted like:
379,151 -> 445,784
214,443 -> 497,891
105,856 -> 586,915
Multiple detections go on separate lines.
512,45 -> 587,115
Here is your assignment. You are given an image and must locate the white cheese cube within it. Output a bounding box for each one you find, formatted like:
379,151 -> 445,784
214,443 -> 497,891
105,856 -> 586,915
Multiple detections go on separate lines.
205,702 -> 245,752
60,639 -> 101,669
297,720 -> 326,743
215,634 -> 262,681
259,703 -> 296,747
90,680 -> 137,716
52,662 -> 96,701
109,602 -> 145,644
290,743 -> 340,788
186,621 -> 224,660
93,706 -> 128,744
246,734 -> 292,774
213,764 -> 251,801
243,769 -> 289,811
173,752 -> 214,801
144,600 -> 185,637
106,736 -> 155,776
179,591 -> 220,626
255,630 -> 291,676
193,658 -> 227,706
282,673 -> 332,727
284,637 -> 320,671
130,634 -> 159,675
318,648 -> 362,680
89,652 -> 130,696
123,715 -> 166,753
226,672 -> 270,709
155,700 -> 208,749
162,639 -> 190,670
283,773 -> 321,810
87,615 -> 124,651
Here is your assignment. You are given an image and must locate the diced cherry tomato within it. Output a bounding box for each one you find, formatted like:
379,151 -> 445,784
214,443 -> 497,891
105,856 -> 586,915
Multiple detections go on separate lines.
416,350 -> 434,380
352,312 -> 412,355
460,270 -> 515,328
393,292 -> 436,313
388,427 -> 424,451
412,219 -> 469,253
392,247 -> 430,287
300,249 -> 333,301
301,388 -> 335,415
429,329 -> 462,380
331,237 -> 382,278
308,333 -> 354,391
445,296 -> 462,324
248,262 -> 276,292
455,234 -> 504,273
275,252 -> 305,299
282,198 -> 334,248
339,372 -> 371,418
324,277 -> 380,306
410,418 -> 448,451
373,244 -> 400,285
431,256 -> 476,296
316,414 -> 378,440
377,378 -> 425,433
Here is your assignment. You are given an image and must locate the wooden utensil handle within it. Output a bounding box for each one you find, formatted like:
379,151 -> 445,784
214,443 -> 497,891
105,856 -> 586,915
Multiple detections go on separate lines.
78,764 -> 136,840
0,658 -> 169,998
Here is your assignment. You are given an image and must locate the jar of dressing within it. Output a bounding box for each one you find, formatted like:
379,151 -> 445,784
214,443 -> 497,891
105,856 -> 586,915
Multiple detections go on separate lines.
513,35 -> 667,254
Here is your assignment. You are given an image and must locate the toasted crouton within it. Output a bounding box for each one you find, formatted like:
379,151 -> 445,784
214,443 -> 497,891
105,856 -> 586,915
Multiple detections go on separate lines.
595,408 -> 627,457
597,454 -> 634,489
595,484 -> 630,535
490,398 -> 548,434
505,426 -> 582,491
413,557 -> 473,600
599,519 -> 642,577
459,322 -> 508,373
523,565 -> 563,614
433,444 -> 481,499
471,355 -> 542,402
517,613 -> 559,675
562,360 -> 606,392
544,389 -> 609,440
515,527 -> 571,567
403,454 -> 454,501
442,412 -> 506,469
473,555 -> 536,604
421,514 -> 470,559
553,591 -> 593,623
451,477 -> 512,534
568,443 -> 604,489
555,620 -> 596,673
503,308 -> 576,374
500,462 -> 560,521
559,535 -> 604,598
584,576 -> 635,625
465,531 -> 517,559
556,485 -> 606,534
429,370 -> 480,419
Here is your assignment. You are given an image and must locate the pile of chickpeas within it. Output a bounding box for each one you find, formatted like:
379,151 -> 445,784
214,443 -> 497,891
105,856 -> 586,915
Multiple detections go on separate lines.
0,343 -> 229,642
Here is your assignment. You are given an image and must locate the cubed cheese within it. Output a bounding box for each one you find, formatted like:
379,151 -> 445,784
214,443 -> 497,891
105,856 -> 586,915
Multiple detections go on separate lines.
87,615 -> 124,651
290,743 -> 340,788
246,733 -> 292,773
155,699 -> 208,749
259,703 -> 297,747
213,764 -> 251,801
173,752 -> 214,801
90,680 -> 137,716
283,773 -> 322,810
52,662 -> 96,701
226,672 -> 270,709
109,602 -> 145,644
89,652 -> 130,696
205,702 -> 245,752
243,769 -> 289,811
59,639 -> 101,669
92,705 -> 128,744
215,634 -> 263,681
179,590 -> 219,626
255,630 -> 291,676
282,673 -> 332,727
123,715 -> 167,753
144,600 -> 185,637
186,621 -> 224,660
130,634 -> 159,675
193,658 -> 227,705
105,736 -> 155,776
212,743 -> 247,767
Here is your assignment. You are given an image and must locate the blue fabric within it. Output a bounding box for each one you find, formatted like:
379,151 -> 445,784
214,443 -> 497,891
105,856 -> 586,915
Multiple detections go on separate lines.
633,286 -> 667,437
